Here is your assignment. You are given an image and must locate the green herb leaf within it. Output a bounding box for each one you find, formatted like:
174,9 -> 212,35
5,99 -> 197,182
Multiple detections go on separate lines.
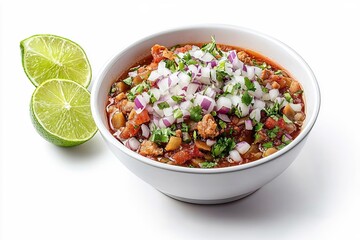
282,115 -> 292,124
274,70 -> 282,75
283,92 -> 293,103
173,108 -> 183,119
241,91 -> 253,106
264,101 -> 283,116
165,59 -> 177,73
149,128 -> 175,144
201,36 -> 222,57
218,120 -> 226,129
123,77 -> 132,86
171,95 -> 184,103
200,162 -> 217,168
244,77 -> 256,91
262,142 -> 273,149
190,105 -> 203,122
157,102 -> 170,110
181,123 -> 189,132
211,137 -> 236,158
255,122 -> 264,131
149,93 -> 157,104
267,126 -> 279,139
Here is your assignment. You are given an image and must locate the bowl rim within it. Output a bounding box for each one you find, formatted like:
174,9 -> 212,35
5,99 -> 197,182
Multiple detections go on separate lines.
91,24 -> 321,174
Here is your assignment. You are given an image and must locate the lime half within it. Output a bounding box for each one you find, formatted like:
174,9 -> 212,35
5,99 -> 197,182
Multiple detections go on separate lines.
30,79 -> 97,147
21,34 -> 91,87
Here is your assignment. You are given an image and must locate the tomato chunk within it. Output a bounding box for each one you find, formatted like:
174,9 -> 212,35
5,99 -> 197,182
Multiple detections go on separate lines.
134,109 -> 150,125
172,145 -> 203,165
120,122 -> 139,139
151,44 -> 166,63
265,117 -> 277,129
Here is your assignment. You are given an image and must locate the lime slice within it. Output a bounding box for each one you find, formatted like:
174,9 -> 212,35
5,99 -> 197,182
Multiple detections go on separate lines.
30,79 -> 97,147
20,34 -> 91,87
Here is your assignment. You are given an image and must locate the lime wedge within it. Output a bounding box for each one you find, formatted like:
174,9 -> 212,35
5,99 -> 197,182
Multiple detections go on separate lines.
20,34 -> 91,87
30,79 -> 97,147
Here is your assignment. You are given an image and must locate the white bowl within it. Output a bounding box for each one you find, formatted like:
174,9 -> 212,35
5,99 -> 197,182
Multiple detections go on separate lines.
91,24 -> 321,204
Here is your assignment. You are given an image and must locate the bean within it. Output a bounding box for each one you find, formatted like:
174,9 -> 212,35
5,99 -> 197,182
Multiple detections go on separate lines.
111,112 -> 126,129
263,148 -> 277,157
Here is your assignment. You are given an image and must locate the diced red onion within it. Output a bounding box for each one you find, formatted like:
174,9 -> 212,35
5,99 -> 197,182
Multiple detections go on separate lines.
187,83 -> 199,95
254,66 -> 262,77
246,66 -> 255,79
284,133 -> 293,140
249,108 -> 261,122
141,124 -> 150,138
180,100 -> 192,110
195,95 -> 215,113
162,116 -> 175,127
134,95 -> 146,114
201,52 -> 214,62
218,113 -> 231,122
253,99 -> 265,110
229,150 -> 242,162
245,119 -> 253,130
163,106 -> 173,117
209,60 -> 217,68
126,137 -> 140,151
235,141 -> 251,154
128,71 -> 138,78
269,89 -> 279,101
157,77 -> 170,93
148,71 -> 161,81
206,139 -> 216,146
290,103 -> 302,112
242,64 -> 247,72
169,73 -> 180,87
216,97 -> 232,114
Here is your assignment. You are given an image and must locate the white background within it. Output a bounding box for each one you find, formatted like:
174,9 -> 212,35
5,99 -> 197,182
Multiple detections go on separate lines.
1,0 -> 359,239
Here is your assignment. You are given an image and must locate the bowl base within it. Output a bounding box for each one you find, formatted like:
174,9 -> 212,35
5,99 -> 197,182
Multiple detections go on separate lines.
160,189 -> 258,205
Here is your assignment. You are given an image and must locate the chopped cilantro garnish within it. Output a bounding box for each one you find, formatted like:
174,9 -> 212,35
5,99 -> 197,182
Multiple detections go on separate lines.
157,102 -> 170,110
262,86 -> 269,93
193,130 -> 198,140
149,93 -> 157,104
201,36 -> 222,57
181,123 -> 189,132
200,162 -> 217,168
274,70 -> 282,75
276,144 -> 286,150
264,101 -> 283,116
177,61 -> 185,71
171,95 -> 184,103
255,122 -> 264,131
244,77 -> 256,91
281,135 -> 292,145
211,137 -> 236,158
165,59 -> 177,73
267,126 -> 279,139
129,65 -> 140,72
127,91 -> 136,101
173,108 -> 183,119
282,115 -> 292,124
149,128 -> 175,144
123,77 -> 132,86
283,92 -> 293,103
241,91 -> 253,106
218,120 -> 226,129
262,142 -> 273,149
255,62 -> 271,70
233,107 -> 242,118
189,105 -> 203,122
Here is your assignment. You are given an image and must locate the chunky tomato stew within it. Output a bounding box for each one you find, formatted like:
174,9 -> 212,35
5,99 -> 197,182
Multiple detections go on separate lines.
106,38 -> 305,168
